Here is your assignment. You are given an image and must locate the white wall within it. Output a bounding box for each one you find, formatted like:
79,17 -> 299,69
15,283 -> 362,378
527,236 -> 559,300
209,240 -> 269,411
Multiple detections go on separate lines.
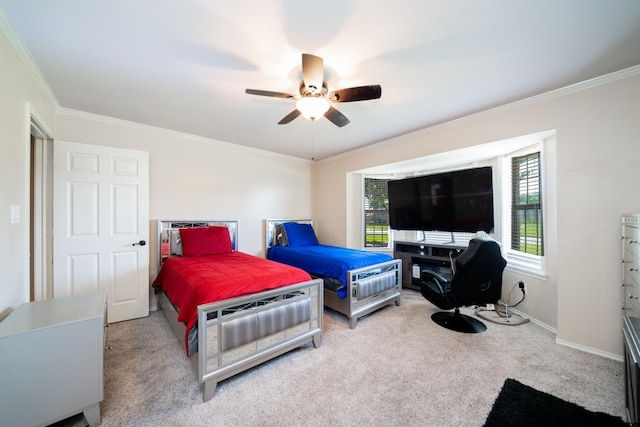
3,11 -> 640,359
312,69 -> 640,358
0,17 -> 312,319
55,111 -> 313,258
55,112 -> 314,310
0,21 -> 57,320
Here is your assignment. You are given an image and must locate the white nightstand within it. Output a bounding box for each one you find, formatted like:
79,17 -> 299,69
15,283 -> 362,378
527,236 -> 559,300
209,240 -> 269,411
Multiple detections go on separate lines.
0,292 -> 107,427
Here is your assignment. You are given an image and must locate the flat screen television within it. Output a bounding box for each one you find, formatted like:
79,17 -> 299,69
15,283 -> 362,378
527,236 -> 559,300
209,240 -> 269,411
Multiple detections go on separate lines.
388,166 -> 494,233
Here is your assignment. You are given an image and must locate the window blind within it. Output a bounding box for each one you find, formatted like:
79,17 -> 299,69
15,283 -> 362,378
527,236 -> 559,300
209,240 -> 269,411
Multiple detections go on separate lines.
511,152 -> 543,256
364,178 -> 390,248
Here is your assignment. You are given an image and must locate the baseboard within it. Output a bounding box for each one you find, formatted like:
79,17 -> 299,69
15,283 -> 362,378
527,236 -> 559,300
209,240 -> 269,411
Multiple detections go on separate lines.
506,307 -> 622,362
555,338 -> 623,363
507,307 -> 556,334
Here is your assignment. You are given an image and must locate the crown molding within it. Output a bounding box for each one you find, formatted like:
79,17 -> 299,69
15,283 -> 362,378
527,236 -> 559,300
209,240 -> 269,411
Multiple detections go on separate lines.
318,64 -> 640,164
0,7 -> 60,109
58,107 -> 313,164
3,3 -> 637,164
465,64 -> 640,120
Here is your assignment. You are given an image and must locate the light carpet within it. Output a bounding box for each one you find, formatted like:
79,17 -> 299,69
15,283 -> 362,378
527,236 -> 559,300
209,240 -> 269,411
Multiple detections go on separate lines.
54,290 -> 625,427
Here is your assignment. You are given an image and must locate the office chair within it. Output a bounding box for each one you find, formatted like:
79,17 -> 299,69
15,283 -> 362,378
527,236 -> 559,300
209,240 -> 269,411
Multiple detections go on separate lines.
420,237 -> 507,333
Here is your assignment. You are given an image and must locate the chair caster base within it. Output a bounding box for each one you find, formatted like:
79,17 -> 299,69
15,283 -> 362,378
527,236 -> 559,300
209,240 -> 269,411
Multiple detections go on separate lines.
431,310 -> 487,333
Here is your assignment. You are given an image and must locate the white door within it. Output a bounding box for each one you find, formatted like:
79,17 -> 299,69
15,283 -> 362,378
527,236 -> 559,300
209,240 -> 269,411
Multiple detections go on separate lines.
53,140 -> 149,323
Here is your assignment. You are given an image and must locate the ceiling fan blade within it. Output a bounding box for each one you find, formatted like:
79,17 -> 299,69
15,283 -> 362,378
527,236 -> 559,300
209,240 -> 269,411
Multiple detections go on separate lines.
278,109 -> 301,125
245,89 -> 295,99
329,85 -> 382,102
324,106 -> 350,127
301,53 -> 324,93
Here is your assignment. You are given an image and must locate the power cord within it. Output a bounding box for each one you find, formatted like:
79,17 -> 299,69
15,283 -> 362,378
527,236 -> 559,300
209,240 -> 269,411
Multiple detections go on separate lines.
475,281 -> 530,326
507,281 -> 527,308
449,250 -> 457,275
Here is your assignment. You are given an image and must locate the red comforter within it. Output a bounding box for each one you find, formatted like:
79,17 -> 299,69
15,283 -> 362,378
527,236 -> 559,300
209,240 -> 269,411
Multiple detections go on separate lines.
152,251 -> 312,355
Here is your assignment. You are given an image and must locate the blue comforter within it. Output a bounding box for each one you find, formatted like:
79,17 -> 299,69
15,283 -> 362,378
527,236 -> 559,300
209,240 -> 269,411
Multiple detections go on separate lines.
267,244 -> 393,298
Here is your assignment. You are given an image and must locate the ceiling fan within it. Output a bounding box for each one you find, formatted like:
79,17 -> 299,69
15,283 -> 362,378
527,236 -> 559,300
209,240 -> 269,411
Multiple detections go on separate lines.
245,53 -> 381,127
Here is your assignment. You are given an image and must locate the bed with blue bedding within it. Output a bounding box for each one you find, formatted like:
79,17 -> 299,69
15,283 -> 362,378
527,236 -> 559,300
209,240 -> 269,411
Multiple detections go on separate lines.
266,219 -> 402,328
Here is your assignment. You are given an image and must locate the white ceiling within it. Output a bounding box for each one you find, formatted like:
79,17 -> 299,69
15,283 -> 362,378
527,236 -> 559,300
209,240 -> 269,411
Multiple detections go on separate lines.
2,1 -> 639,160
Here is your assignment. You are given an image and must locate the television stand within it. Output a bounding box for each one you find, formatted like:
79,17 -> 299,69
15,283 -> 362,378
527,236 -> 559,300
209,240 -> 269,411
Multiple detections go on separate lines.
394,240 -> 466,290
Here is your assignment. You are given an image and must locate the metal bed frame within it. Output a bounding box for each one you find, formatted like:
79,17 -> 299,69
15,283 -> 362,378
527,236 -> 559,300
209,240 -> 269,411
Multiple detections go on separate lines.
154,220 -> 323,401
265,219 -> 401,329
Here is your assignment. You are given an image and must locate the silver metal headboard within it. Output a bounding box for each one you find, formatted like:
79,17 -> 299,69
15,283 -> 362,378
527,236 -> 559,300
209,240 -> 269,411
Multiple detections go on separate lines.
264,219 -> 313,255
157,220 -> 239,268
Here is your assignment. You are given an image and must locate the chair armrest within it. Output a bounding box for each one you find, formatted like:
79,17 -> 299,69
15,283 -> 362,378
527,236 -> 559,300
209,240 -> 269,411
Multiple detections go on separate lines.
421,270 -> 449,295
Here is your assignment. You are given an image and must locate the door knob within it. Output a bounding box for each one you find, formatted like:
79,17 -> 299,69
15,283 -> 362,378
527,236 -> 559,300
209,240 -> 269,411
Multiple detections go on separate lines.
133,240 -> 147,246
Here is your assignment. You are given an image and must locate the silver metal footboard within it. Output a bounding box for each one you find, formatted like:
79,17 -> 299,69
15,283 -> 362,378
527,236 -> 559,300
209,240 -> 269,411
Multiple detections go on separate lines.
264,219 -> 402,329
325,259 -> 402,329
196,279 -> 323,401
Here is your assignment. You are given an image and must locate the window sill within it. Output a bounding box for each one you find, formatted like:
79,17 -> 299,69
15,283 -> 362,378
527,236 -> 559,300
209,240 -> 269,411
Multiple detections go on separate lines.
505,264 -> 547,280
363,247 -> 393,255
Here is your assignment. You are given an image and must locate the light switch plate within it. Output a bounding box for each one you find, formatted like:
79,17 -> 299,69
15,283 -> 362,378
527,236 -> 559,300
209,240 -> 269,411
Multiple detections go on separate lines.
10,205 -> 20,224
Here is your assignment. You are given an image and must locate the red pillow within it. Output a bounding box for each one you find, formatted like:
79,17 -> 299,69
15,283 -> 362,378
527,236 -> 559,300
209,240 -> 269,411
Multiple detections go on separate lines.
179,226 -> 233,256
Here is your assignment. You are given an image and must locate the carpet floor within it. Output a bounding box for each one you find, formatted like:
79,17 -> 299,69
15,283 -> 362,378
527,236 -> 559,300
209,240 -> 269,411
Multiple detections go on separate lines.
53,290 -> 626,427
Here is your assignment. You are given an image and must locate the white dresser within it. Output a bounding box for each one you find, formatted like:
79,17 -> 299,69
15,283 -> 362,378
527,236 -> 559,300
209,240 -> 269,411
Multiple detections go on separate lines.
0,292 -> 107,427
623,214 -> 640,317
622,214 -> 640,424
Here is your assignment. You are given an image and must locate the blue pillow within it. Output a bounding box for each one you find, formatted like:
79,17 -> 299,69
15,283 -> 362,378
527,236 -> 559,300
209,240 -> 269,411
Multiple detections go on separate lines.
283,222 -> 319,246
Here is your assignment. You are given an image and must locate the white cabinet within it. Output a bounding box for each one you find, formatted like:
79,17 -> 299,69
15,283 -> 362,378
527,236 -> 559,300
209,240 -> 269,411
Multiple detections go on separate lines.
0,292 -> 107,427
622,215 -> 640,317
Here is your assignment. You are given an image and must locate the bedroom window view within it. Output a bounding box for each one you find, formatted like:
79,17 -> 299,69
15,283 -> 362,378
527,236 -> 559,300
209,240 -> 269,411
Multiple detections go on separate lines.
421,230 -> 474,246
511,152 -> 544,256
363,177 -> 390,248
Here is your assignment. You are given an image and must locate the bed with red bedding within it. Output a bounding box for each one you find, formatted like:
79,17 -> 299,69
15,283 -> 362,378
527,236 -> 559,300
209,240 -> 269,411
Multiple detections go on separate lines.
152,220 -> 323,401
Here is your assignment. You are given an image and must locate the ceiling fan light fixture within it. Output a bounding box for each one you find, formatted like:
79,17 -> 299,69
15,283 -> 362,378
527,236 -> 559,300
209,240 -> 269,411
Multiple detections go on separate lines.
296,96 -> 330,121
245,53 -> 381,127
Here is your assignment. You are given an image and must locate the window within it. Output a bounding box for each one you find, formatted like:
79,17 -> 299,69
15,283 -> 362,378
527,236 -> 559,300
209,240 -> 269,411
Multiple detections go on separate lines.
363,177 -> 390,248
511,152 -> 543,255
419,231 -> 474,247
506,149 -> 545,273
356,135 -> 550,275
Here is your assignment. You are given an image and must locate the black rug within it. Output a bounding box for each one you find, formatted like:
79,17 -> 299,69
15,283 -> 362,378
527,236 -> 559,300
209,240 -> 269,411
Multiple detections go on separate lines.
484,378 -> 627,427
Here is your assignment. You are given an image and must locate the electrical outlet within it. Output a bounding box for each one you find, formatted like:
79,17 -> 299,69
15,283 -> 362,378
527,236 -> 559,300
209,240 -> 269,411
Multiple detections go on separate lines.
519,281 -> 527,295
